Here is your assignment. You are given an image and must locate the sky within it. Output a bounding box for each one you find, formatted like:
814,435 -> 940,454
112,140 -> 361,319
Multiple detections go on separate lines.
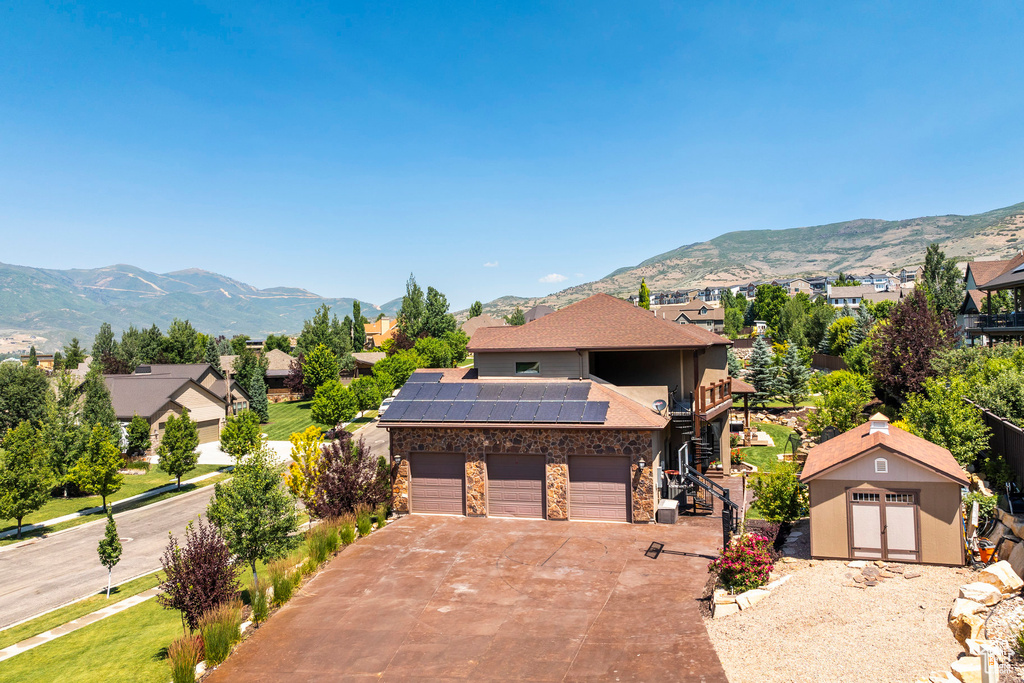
2,2 -> 1024,310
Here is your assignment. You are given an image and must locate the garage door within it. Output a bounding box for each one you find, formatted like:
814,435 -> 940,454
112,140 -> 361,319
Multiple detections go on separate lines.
197,419 -> 221,444
569,456 -> 630,522
488,454 -> 545,518
410,453 -> 465,515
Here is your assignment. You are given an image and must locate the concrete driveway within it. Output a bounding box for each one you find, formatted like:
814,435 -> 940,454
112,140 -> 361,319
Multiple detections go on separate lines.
207,515 -> 728,682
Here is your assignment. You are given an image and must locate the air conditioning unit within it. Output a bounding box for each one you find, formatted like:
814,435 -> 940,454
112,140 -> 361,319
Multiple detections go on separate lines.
657,498 -> 679,524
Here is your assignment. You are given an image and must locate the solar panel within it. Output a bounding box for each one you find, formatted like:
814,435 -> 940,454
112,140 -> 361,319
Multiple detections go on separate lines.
582,401 -> 609,423
498,384 -> 524,401
489,401 -> 516,421
520,384 -> 546,400
407,372 -> 443,383
424,401 -> 451,421
467,401 -> 495,421
566,384 -> 590,401
512,401 -> 539,422
542,384 -> 568,401
534,402 -> 561,422
444,401 -> 474,422
403,401 -> 430,421
456,384 -> 481,401
436,383 -> 462,400
478,384 -> 503,400
557,401 -> 586,423
415,384 -> 442,401
383,400 -> 413,421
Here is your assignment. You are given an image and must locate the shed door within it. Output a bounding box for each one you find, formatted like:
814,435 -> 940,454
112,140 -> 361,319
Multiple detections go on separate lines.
410,453 -> 465,515
850,492 -> 883,559
569,456 -> 630,522
196,419 -> 221,444
883,493 -> 920,562
488,454 -> 545,518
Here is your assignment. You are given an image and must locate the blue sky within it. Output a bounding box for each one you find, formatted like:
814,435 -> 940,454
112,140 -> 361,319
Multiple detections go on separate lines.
2,2 -> 1023,309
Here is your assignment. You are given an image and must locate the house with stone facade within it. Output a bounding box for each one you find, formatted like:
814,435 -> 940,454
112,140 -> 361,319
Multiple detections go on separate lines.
380,293 -> 734,524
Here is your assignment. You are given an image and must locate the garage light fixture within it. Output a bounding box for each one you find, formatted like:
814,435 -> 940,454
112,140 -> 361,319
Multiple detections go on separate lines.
394,454 -> 402,463
637,456 -> 647,470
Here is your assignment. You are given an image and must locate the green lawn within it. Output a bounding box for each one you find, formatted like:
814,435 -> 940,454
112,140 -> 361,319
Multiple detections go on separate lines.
737,421 -> 797,473
759,399 -> 816,408
345,410 -> 378,433
0,572 -> 164,651
0,464 -> 225,540
264,399 -> 323,440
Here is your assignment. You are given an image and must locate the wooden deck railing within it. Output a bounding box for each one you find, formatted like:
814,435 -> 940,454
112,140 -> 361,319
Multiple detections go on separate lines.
696,378 -> 732,415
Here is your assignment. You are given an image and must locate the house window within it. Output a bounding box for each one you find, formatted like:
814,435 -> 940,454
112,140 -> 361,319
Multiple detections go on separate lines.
874,458 -> 888,474
852,492 -> 880,502
515,361 -> 540,375
885,493 -> 913,504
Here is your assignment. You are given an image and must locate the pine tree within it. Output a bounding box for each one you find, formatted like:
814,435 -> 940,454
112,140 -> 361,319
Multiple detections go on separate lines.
504,306 -> 526,326
81,365 -> 119,443
747,335 -> 778,407
778,340 -> 812,408
91,322 -> 117,361
352,301 -> 367,350
204,337 -> 223,373
0,422 -> 53,538
638,279 -> 651,310
71,423 -> 125,511
27,346 -> 38,366
157,411 -> 200,490
468,301 -> 483,318
44,371 -> 83,497
62,338 -> 86,370
247,375 -> 270,423
97,511 -> 122,598
727,348 -> 743,377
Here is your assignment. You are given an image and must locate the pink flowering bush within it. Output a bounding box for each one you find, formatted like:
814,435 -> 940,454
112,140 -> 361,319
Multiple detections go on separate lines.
708,533 -> 774,592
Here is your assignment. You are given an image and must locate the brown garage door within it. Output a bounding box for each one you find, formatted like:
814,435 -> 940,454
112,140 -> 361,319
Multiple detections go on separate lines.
410,453 -> 465,515
197,419 -> 221,444
488,454 -> 544,518
569,456 -> 630,522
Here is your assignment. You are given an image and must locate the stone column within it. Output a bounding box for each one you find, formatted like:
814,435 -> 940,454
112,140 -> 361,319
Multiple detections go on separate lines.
466,453 -> 487,516
631,451 -> 655,523
392,459 -> 410,513
546,454 -> 568,520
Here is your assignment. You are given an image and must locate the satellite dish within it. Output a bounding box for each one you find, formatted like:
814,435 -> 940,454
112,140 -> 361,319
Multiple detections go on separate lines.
652,399 -> 667,413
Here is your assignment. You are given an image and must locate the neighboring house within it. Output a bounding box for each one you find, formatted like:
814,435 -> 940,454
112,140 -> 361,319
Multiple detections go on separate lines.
960,251 -> 1024,346
364,318 -> 398,349
245,339 -> 265,352
461,313 -> 506,339
381,293 -> 734,524
697,286 -> 723,303
20,354 -> 55,371
783,278 -> 812,296
899,266 -> 923,286
856,272 -> 899,292
352,351 -> 386,377
221,349 -> 298,402
523,305 -> 555,323
826,284 -> 902,308
801,414 -> 968,565
806,275 -> 835,297
659,300 -> 725,334
107,363 -> 251,453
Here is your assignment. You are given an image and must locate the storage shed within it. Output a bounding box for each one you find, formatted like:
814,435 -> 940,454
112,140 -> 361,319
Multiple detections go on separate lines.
800,414 -> 969,566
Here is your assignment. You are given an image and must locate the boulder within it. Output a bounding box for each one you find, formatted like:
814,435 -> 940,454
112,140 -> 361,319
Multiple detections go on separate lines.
997,508 -> 1024,539
928,674 -> 958,683
736,589 -> 770,610
713,601 -> 739,618
958,583 -> 1002,606
977,560 -> 1024,595
950,656 -> 982,683
964,639 -> 1001,657
948,613 -> 985,651
948,599 -> 987,622
996,537 -> 1018,564
1009,540 -> 1024,581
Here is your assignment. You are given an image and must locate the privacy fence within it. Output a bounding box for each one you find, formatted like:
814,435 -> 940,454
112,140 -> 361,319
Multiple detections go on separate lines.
811,354 -> 848,372
967,399 -> 1024,486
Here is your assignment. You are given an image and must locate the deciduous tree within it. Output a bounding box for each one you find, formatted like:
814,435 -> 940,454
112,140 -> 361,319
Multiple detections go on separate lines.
91,323 -> 117,362
302,344 -> 339,392
284,425 -> 323,509
414,337 -> 452,368
126,415 -> 152,459
307,432 -> 390,519
919,243 -> 965,315
158,518 -> 238,632
352,301 -> 368,350
373,350 -> 422,387
505,306 -> 526,326
749,285 -> 789,337
900,376 -> 990,466
349,376 -> 383,412
264,334 -> 292,353
219,410 -> 262,461
423,287 -> 457,338
397,274 -> 426,338
97,512 -> 122,598
806,370 -> 874,436
311,380 -> 357,426
0,422 -> 53,538
158,411 -> 199,490
285,353 -> 311,398
81,365 -> 119,441
71,423 -> 125,512
442,329 -> 470,365
45,370 -> 84,496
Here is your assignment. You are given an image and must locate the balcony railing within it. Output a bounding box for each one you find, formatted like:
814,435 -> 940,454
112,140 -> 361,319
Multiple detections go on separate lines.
696,378 -> 732,415
963,312 -> 1024,331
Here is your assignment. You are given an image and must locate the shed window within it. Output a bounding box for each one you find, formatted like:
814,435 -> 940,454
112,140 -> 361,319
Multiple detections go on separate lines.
874,458 -> 888,474
515,361 -> 540,375
852,492 -> 880,502
885,493 -> 914,504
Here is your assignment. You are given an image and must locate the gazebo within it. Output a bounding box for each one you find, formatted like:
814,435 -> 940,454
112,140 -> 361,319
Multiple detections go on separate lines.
730,377 -> 756,446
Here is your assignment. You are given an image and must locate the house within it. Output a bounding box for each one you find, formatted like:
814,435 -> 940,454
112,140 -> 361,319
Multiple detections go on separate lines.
806,275 -> 834,297
960,251 -> 1024,346
801,414 -> 968,565
20,354 -> 55,371
657,300 -> 725,334
106,363 -> 251,453
352,351 -> 386,377
899,267 -> 923,286
826,284 -> 902,308
783,278 -> 812,296
697,286 -> 723,303
523,305 -> 555,324
221,349 -> 299,402
460,313 -> 506,339
364,318 -> 398,349
380,294 -> 734,524
856,272 -> 899,292
245,339 -> 266,352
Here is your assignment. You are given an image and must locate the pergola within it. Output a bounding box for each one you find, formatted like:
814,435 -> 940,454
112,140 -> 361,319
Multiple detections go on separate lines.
730,377 -> 756,446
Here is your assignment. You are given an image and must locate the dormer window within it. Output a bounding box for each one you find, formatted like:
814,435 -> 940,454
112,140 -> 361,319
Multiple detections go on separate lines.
874,458 -> 888,474
515,361 -> 540,375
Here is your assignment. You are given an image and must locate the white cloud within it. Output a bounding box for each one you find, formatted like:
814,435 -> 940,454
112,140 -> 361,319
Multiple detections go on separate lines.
483,261 -> 499,268
539,273 -> 568,284
574,273 -> 584,278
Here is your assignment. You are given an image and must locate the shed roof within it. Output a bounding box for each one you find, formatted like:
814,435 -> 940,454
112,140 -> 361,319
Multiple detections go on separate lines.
468,294 -> 730,353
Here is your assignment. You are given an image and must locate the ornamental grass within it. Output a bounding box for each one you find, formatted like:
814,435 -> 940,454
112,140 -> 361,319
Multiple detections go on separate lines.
168,634 -> 204,683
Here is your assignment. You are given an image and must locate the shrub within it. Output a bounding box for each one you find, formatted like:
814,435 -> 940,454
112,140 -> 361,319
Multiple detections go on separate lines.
307,432 -> 392,518
356,506 -> 373,536
708,533 -> 775,592
375,503 -> 389,528
268,559 -> 295,606
964,490 -> 999,522
305,523 -> 335,565
311,379 -> 357,426
338,519 -> 356,546
199,599 -> 242,666
249,579 -> 269,626
749,462 -> 807,523
158,518 -> 239,632
979,454 -> 1017,490
168,634 -> 203,683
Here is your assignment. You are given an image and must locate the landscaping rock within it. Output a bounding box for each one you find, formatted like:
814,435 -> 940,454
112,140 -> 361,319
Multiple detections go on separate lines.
949,655 -> 982,683
948,599 -> 987,622
763,575 -> 793,591
963,639 -> 1000,657
948,613 -> 986,651
847,560 -> 867,568
736,589 -> 771,610
997,508 -> 1024,539
714,589 -> 737,605
928,673 -> 958,683
1009,540 -> 1024,581
905,570 -> 922,579
874,559 -> 886,567
713,602 -> 740,618
879,571 -> 895,579
853,574 -> 866,584
978,560 -> 1024,595
996,537 -> 1017,564
862,565 -> 880,578
958,583 -> 1002,606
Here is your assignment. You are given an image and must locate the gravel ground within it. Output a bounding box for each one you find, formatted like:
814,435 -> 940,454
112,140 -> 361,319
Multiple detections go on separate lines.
705,521 -> 974,683
981,595 -> 1024,682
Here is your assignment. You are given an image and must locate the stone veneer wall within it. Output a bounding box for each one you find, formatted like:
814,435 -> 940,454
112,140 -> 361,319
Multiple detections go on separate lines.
390,427 -> 655,523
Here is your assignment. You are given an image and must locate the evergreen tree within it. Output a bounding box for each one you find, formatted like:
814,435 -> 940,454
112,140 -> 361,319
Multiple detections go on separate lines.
204,337 -> 222,373
157,411 -> 199,490
297,305 -> 334,356
423,287 -> 457,338
81,365 -> 119,443
44,371 -> 83,497
91,323 -> 117,362
727,348 -> 743,377
747,336 -> 779,407
468,301 -> 483,319
398,274 -> 426,338
27,346 -> 38,366
206,445 -> 299,586
97,511 -> 122,598
52,351 -> 64,371
115,325 -> 144,372
778,340 -> 812,408
71,423 -> 124,511
139,325 -> 165,364
0,422 -> 53,538
62,338 -> 86,370
504,306 -> 526,326
352,301 -> 367,350
247,375 -> 270,423
126,415 -> 152,459
638,279 -> 651,310
165,319 -> 203,364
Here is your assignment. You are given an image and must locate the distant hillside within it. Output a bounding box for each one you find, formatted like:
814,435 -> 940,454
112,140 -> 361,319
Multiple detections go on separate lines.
473,201 -> 1024,318
0,263 -> 403,351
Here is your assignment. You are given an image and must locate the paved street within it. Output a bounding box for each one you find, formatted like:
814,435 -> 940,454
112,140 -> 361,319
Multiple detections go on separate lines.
357,419 -> 391,463
0,484 -> 217,629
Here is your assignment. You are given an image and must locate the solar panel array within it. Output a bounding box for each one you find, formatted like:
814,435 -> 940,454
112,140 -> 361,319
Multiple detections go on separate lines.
383,380 -> 610,424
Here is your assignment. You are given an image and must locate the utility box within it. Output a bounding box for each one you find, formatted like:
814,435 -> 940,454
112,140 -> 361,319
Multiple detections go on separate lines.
657,498 -> 679,524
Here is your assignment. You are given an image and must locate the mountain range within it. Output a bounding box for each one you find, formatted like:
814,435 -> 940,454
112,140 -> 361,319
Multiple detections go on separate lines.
3,201 -> 1023,352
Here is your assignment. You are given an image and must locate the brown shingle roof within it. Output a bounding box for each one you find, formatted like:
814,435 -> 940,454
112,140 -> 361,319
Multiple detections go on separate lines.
977,252 -> 1024,291
468,294 -> 730,353
460,314 -> 506,339
968,257 -> 1017,289
800,420 -> 969,485
731,378 -> 756,394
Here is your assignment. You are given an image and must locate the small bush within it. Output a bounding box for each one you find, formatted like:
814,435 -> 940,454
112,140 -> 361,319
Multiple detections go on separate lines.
964,490 -> 999,522
1014,625 -> 1024,659
269,559 -> 295,606
749,462 -> 808,523
338,521 -> 356,546
356,507 -> 373,536
249,579 -> 269,626
375,503 -> 388,528
168,634 -> 204,683
199,599 -> 242,666
708,533 -> 775,592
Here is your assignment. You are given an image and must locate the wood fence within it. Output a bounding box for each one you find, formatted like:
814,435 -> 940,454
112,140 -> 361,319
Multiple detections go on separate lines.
967,399 -> 1024,487
811,354 -> 848,372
